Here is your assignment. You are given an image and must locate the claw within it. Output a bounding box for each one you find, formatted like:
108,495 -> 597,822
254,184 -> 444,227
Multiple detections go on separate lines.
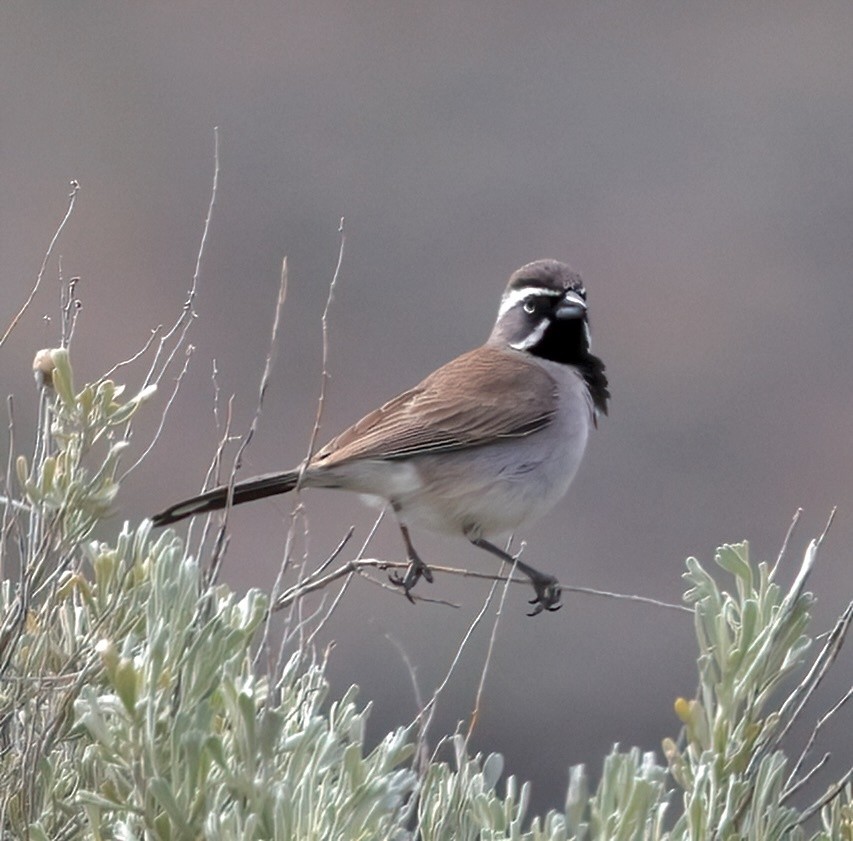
390,522 -> 434,602
389,555 -> 433,602
526,576 -> 562,617
466,535 -> 562,617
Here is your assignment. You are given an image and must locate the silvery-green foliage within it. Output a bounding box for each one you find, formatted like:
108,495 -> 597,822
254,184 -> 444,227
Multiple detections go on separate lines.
73,535 -> 416,839
417,735 -> 534,840
416,740 -> 670,841
565,749 -> 670,841
661,540 -> 850,841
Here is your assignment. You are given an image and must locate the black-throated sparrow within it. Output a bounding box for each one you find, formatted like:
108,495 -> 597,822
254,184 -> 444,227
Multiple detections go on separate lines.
151,260 -> 608,614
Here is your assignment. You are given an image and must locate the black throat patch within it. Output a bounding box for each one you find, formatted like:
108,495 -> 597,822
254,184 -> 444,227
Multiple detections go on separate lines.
529,317 -> 610,419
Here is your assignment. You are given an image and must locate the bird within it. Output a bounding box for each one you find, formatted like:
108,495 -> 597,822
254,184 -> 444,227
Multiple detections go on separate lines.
150,259 -> 609,615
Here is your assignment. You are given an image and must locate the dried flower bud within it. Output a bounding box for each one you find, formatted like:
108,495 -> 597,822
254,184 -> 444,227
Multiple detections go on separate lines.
33,348 -> 57,391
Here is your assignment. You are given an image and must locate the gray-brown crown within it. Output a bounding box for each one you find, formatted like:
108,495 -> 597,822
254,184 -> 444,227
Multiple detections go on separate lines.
505,259 -> 585,296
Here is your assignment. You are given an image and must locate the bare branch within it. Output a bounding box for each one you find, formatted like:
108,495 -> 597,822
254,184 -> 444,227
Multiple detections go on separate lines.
797,765 -> 853,826
119,347 -> 194,482
232,257 -> 289,473
58,269 -> 81,348
143,128 -> 220,387
770,507 -> 802,581
771,599 -> 853,753
468,543 -> 518,741
298,218 -> 345,487
782,604 -> 853,792
419,575 -> 501,765
0,180 -> 80,349
270,556 -> 692,615
782,752 -> 832,803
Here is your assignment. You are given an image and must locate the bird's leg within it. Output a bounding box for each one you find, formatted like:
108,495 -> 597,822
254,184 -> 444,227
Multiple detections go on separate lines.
467,535 -> 562,616
389,521 -> 434,603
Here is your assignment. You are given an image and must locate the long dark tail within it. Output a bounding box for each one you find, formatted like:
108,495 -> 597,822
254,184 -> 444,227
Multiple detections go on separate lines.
150,470 -> 300,526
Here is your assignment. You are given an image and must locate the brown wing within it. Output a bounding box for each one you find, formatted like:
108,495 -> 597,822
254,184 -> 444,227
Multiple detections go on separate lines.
312,346 -> 557,467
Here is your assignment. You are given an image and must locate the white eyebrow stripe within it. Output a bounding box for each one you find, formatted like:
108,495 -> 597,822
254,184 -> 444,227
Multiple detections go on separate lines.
497,285 -> 563,319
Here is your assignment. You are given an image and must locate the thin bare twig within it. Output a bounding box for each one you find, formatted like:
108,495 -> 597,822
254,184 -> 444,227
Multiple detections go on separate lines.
770,507 -> 802,581
119,347 -> 194,482
100,325 -> 164,383
782,605 -> 853,793
0,396 -> 17,580
744,512 -> 844,781
58,270 -> 81,348
111,129 -> 219,490
356,571 -> 460,608
128,128 -> 219,469
797,766 -> 853,826
419,577 -> 500,758
191,388 -> 235,559
270,226 -> 346,661
1,180 -> 80,349
467,544 -> 518,741
270,556 -> 692,615
782,752 -> 832,803
386,633 -> 426,727
302,527 -> 362,646
385,631 -> 431,822
404,606 -> 497,837
142,128 -> 219,387
274,501 -> 310,656
303,561 -> 356,650
310,526 -> 357,582
205,257 -> 290,585
274,513 -> 382,682
231,257 -> 289,475
280,511 -> 385,655
768,587 -> 850,753
297,218 -> 345,488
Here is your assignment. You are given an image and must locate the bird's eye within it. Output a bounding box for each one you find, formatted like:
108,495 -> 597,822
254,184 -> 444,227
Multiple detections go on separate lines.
523,299 -> 537,314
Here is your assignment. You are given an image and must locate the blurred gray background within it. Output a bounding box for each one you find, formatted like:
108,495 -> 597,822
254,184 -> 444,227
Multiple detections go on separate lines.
2,1 -> 851,816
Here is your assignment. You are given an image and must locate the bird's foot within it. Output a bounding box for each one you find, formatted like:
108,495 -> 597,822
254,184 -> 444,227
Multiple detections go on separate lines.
526,573 -> 562,617
466,535 -> 563,617
389,555 -> 434,603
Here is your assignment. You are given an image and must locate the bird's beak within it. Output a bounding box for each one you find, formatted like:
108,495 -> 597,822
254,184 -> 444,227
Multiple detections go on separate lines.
555,290 -> 587,319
